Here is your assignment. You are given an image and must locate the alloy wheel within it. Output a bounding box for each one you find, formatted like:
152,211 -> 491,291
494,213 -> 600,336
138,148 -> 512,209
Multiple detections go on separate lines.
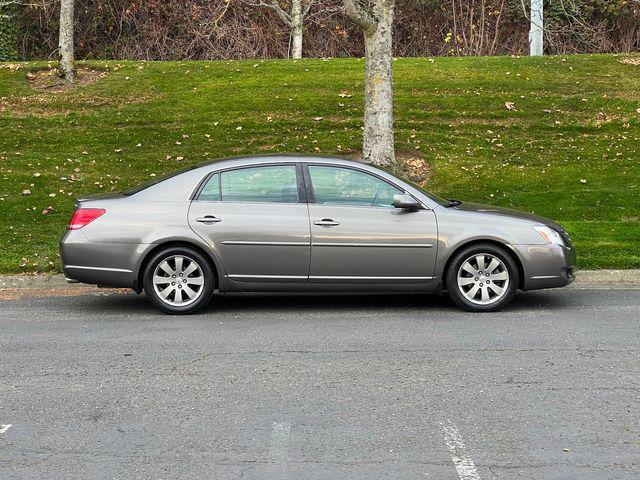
456,253 -> 510,306
152,255 -> 205,307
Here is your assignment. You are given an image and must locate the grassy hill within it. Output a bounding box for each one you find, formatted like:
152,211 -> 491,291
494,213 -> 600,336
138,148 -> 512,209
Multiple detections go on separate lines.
0,54 -> 639,273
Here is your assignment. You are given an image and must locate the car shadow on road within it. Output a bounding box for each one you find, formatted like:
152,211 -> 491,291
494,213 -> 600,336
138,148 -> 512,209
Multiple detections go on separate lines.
199,290 -> 572,314
69,288 -> 573,316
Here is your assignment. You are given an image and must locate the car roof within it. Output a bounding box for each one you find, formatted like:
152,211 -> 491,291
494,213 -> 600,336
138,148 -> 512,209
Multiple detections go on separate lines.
190,154 -> 372,173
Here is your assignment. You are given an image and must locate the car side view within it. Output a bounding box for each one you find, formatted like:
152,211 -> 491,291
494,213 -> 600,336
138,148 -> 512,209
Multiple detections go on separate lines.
60,155 -> 576,314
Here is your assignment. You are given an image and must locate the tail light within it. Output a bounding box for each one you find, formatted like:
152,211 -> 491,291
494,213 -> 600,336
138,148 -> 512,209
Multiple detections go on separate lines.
67,208 -> 106,230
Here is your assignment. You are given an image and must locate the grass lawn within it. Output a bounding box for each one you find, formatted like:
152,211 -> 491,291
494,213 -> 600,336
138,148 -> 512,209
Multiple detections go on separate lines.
0,54 -> 639,273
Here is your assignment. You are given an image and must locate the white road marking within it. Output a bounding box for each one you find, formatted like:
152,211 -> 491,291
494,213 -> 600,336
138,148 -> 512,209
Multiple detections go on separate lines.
270,421 -> 291,462
440,421 -> 481,480
0,424 -> 12,434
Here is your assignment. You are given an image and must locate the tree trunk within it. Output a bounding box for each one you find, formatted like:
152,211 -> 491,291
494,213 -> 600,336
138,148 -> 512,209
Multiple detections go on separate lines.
291,0 -> 303,59
58,0 -> 75,83
529,0 -> 544,56
362,1 -> 395,168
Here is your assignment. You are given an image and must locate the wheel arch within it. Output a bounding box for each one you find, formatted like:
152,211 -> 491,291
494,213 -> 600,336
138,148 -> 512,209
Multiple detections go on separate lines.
441,239 -> 525,290
134,240 -> 222,293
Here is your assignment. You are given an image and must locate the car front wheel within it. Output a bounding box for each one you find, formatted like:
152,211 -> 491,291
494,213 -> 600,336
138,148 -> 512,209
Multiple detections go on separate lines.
143,246 -> 214,314
446,243 -> 519,312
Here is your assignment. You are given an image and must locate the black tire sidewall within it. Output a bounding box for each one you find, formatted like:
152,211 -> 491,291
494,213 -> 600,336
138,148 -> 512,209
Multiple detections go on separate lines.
143,247 -> 214,314
446,244 -> 519,312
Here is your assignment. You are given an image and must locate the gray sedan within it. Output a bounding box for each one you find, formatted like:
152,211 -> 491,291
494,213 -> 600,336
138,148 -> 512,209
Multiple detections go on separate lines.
60,155 -> 576,313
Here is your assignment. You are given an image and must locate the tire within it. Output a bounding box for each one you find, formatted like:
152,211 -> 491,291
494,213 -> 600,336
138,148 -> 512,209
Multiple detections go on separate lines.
143,246 -> 215,314
445,243 -> 519,312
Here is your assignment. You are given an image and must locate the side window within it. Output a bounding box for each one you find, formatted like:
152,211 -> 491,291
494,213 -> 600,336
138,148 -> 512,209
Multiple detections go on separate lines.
198,173 -> 221,201
212,165 -> 299,203
308,165 -> 402,208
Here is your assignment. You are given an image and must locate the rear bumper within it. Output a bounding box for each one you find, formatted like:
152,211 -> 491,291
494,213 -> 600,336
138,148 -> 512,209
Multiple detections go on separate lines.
60,230 -> 147,288
511,243 -> 576,291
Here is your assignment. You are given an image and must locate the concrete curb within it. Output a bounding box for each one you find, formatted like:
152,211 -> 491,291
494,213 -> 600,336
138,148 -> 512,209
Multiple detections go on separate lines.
1,270 -> 639,290
569,269 -> 640,289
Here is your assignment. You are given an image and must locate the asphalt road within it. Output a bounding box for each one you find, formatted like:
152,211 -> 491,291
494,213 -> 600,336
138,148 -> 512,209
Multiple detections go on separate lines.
1,288 -> 639,480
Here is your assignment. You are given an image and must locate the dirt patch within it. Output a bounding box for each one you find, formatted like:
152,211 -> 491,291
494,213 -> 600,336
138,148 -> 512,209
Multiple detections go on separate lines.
0,66 -> 118,117
619,58 -> 640,66
396,150 -> 431,187
0,93 -> 113,117
344,150 -> 431,186
26,66 -> 107,92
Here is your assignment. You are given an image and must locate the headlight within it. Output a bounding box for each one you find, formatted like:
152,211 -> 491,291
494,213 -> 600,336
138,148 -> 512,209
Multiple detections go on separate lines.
532,225 -> 565,246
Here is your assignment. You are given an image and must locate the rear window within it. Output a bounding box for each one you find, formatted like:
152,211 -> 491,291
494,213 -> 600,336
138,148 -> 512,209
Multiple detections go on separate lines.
121,165 -> 199,196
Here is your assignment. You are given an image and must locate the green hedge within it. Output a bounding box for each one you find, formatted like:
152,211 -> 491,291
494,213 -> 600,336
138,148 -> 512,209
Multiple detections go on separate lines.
0,4 -> 19,61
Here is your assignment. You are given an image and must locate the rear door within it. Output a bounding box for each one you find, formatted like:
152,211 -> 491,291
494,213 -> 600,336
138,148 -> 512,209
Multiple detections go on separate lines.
305,164 -> 438,283
188,163 -> 310,282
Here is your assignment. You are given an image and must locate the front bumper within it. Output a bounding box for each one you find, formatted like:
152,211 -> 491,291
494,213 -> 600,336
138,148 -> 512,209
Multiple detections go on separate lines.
511,242 -> 576,291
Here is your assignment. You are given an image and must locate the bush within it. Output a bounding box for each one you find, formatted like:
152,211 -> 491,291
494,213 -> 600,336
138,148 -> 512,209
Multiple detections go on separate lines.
0,3 -> 19,61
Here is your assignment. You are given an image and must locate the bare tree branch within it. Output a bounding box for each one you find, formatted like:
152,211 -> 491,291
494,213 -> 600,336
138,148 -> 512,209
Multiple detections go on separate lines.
343,0 -> 377,33
244,0 -> 293,28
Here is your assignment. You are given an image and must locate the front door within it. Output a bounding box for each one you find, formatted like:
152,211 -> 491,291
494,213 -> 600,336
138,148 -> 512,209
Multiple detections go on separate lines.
305,164 -> 437,283
188,164 -> 310,282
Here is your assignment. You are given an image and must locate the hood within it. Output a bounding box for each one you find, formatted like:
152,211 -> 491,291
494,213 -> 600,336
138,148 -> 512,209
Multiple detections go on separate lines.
450,202 -> 563,230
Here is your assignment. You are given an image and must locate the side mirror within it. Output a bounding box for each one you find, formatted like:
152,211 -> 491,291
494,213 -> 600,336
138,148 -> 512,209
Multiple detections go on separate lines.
393,194 -> 420,210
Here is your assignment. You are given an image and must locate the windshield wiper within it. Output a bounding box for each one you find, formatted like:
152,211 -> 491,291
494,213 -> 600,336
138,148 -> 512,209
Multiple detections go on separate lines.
446,199 -> 462,207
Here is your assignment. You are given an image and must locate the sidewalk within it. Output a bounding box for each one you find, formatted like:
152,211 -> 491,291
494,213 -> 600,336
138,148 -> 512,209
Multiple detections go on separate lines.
1,270 -> 639,291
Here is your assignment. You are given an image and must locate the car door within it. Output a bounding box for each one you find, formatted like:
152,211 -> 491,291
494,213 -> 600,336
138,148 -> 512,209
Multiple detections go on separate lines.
188,163 -> 310,282
305,164 -> 438,283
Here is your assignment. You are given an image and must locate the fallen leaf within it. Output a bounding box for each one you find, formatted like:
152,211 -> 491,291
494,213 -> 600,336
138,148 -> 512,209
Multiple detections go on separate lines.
21,189 -> 31,195
505,102 -> 516,111
580,179 -> 587,184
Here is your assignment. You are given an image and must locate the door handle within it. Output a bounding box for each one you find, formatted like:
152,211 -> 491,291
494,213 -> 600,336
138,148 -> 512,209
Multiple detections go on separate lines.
314,218 -> 340,227
196,215 -> 222,224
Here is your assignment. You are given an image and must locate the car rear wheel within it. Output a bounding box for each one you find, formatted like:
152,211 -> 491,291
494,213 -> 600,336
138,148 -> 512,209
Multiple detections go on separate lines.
446,243 -> 519,312
143,247 -> 214,314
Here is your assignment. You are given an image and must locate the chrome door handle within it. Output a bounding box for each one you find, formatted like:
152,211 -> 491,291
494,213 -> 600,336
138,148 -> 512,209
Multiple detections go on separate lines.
196,215 -> 222,224
314,218 -> 340,227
